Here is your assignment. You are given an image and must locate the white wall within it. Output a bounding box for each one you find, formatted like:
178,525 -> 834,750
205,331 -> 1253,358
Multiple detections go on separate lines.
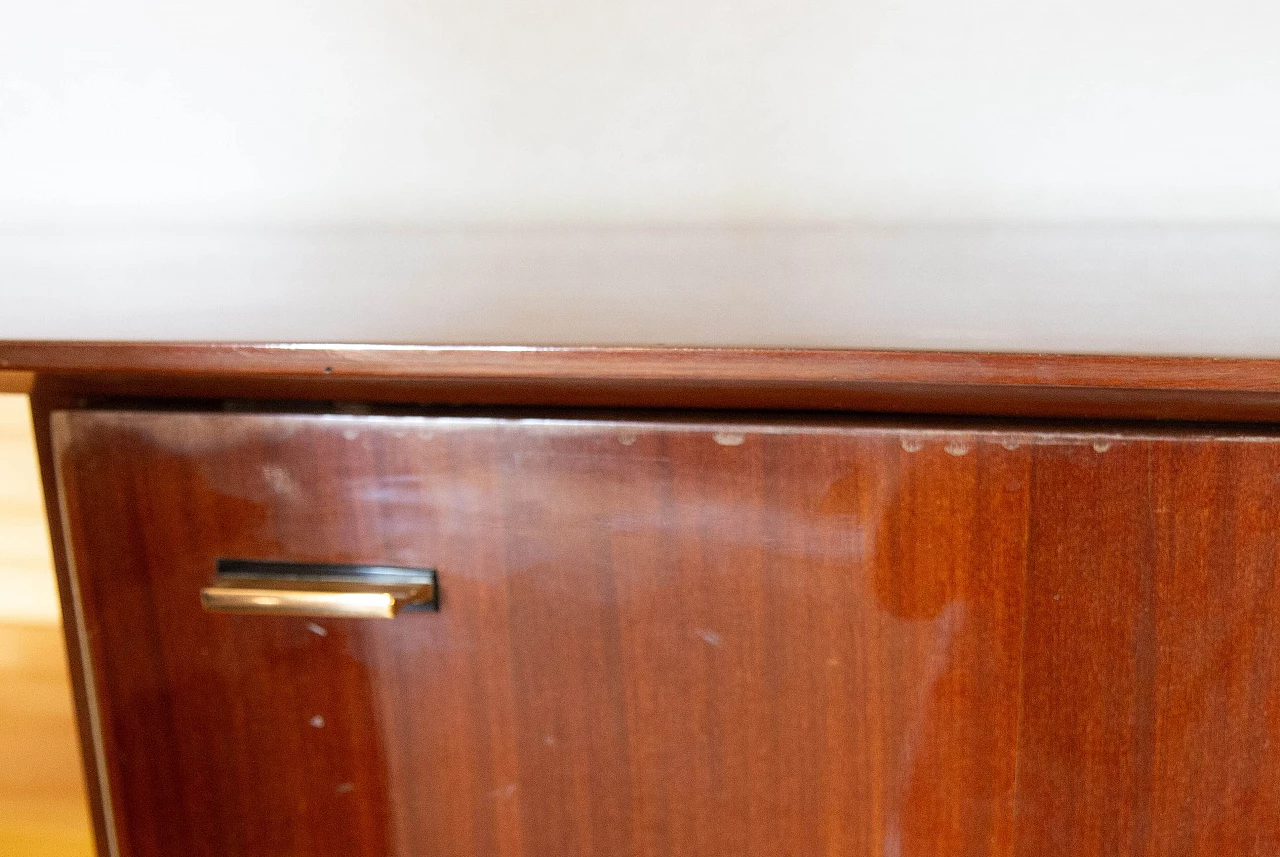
3,0 -> 1280,225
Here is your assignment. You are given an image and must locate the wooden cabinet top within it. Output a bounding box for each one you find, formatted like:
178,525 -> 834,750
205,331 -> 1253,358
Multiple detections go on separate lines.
2,225 -> 1280,354
8,224 -> 1280,422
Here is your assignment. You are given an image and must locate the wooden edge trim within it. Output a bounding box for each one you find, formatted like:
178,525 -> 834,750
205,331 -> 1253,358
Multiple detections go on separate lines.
4,341 -> 1280,388
9,342 -> 1280,421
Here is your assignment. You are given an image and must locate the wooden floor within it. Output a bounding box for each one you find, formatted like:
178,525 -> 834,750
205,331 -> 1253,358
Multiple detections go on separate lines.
0,394 -> 93,856
0,624 -> 94,856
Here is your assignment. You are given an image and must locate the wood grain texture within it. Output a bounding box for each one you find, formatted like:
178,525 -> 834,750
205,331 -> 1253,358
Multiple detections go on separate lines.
51,410 -> 1033,857
14,342 -> 1280,421
1016,438 -> 1280,857
47,407 -> 1280,856
1015,441 -> 1158,857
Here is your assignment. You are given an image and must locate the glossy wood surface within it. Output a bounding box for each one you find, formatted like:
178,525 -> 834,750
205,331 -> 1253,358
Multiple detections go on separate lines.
15,342 -> 1280,421
54,410 -> 1032,856
8,227 -> 1280,357
50,408 -> 1280,855
1017,440 -> 1280,856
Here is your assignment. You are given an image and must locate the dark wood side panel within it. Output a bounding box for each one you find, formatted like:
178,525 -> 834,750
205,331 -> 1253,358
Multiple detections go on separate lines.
50,411 -> 1031,857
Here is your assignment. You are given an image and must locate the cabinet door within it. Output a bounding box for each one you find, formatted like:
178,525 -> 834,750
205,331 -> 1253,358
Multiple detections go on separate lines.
50,411 -> 1280,857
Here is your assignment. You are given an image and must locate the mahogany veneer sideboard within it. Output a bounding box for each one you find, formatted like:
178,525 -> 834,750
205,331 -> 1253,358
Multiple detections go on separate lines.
5,341 -> 1280,857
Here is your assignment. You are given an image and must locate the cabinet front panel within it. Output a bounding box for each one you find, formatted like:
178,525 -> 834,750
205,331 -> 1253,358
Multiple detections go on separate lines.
49,411 -> 1280,856
1016,440 -> 1280,857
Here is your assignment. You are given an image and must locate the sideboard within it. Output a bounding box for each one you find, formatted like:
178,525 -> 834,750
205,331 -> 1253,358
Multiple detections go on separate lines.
2,340 -> 1280,854
5,228 -> 1280,856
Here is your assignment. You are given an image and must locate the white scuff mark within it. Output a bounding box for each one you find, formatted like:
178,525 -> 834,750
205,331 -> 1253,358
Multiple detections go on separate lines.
1000,437 -> 1021,451
342,428 -> 359,441
543,734 -> 556,746
1093,440 -> 1113,453
618,432 -> 638,446
306,622 -> 328,637
881,600 -> 965,857
62,411 -> 307,458
489,783 -> 517,800
310,715 -> 326,728
944,439 -> 970,457
900,437 -> 924,452
713,432 -> 745,446
261,464 -> 297,496
697,628 -> 723,647
352,475 -> 428,504
335,782 -> 355,794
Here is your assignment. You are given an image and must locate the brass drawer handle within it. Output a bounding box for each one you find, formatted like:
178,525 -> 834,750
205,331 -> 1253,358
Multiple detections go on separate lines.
201,560 -> 437,619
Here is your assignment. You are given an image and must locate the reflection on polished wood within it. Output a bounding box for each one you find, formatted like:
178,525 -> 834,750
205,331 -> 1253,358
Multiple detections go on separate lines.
55,411 -> 1029,857
8,227 -> 1280,357
52,408 -> 1280,856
